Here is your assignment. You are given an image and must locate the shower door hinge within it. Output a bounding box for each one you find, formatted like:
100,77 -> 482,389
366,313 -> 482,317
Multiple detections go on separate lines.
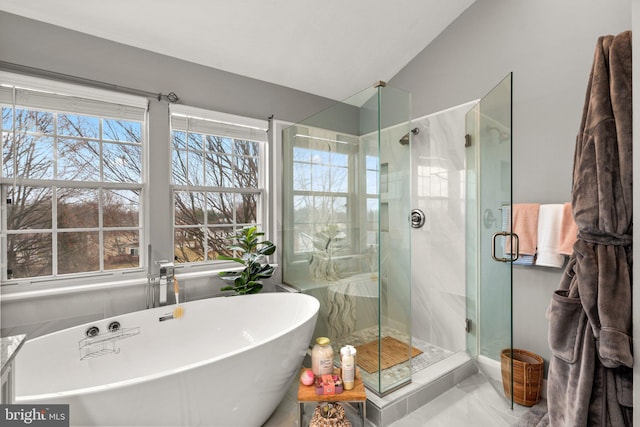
464,134 -> 472,147
465,318 -> 472,333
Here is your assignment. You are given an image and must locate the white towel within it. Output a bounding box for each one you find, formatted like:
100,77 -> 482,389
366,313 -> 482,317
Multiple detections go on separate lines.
535,204 -> 565,268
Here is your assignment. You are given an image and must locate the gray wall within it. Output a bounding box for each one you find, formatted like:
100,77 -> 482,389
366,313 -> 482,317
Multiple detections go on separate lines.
389,0 -> 631,368
0,12 -> 333,124
0,11 -> 334,338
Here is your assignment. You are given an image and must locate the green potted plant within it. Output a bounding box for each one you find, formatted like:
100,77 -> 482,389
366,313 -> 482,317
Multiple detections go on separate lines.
217,226 -> 276,295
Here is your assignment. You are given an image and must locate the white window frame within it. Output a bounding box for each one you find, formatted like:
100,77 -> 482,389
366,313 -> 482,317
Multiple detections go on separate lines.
0,72 -> 148,285
169,105 -> 269,266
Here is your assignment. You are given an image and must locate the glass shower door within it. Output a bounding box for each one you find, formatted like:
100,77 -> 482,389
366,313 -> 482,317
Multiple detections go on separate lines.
281,83 -> 412,396
465,73 -> 513,407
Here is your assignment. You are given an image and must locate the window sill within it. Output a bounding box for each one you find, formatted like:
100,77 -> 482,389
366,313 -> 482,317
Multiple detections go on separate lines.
0,264 -> 277,303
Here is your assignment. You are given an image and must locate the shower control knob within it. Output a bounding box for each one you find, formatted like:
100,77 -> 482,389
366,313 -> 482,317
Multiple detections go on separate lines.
85,326 -> 100,337
410,209 -> 426,229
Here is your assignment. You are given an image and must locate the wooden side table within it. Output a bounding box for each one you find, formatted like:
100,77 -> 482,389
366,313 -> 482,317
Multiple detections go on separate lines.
297,367 -> 367,426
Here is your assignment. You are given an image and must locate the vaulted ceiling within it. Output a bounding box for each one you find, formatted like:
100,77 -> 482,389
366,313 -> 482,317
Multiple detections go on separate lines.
0,0 -> 475,100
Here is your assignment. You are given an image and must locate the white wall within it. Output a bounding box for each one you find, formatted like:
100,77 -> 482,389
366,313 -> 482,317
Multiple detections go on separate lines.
411,103 -> 474,353
390,0 -> 631,368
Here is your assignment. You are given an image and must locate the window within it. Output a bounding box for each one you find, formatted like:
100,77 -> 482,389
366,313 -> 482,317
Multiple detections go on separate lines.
287,128 -> 357,257
0,73 -> 147,282
170,106 -> 267,264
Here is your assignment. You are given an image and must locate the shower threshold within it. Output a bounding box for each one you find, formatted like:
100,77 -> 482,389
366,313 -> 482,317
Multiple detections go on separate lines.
364,351 -> 475,426
330,327 -> 476,425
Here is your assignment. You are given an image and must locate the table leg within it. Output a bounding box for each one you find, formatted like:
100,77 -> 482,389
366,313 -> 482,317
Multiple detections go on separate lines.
299,402 -> 304,426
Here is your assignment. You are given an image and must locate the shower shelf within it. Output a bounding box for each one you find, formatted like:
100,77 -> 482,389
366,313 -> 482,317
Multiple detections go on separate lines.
79,327 -> 140,360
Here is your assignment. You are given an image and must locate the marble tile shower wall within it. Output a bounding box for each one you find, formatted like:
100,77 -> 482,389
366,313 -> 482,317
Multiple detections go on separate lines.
411,102 -> 475,353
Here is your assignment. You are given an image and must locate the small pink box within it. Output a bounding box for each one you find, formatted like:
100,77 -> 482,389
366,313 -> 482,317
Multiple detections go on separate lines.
315,375 -> 343,395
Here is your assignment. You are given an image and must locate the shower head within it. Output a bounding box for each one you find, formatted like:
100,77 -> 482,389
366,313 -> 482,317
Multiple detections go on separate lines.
399,128 -> 420,145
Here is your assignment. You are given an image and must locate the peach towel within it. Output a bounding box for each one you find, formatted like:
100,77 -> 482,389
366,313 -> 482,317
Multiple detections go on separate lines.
558,202 -> 578,255
507,203 -> 540,256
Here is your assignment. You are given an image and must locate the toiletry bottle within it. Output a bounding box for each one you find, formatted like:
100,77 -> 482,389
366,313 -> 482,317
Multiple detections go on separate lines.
348,345 -> 357,368
312,337 -> 334,376
340,346 -> 355,390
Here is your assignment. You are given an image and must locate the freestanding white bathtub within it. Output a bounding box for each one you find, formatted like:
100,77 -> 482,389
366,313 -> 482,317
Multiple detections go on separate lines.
15,292 -> 319,426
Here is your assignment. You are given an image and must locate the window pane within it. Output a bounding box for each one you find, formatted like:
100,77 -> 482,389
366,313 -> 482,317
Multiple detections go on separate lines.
104,230 -> 140,270
332,196 -> 348,222
207,227 -> 233,260
236,193 -> 257,224
175,191 -> 205,225
58,231 -> 100,274
235,139 -> 259,157
366,170 -> 379,194
293,147 -> 312,162
366,155 -> 379,170
293,195 -> 311,223
293,162 -> 311,191
103,119 -> 141,143
172,131 -> 186,150
57,138 -> 100,181
206,135 -> 232,153
8,186 -> 52,230
103,142 -> 142,183
187,150 -> 204,186
2,130 -> 14,177
329,166 -> 348,193
15,134 -> 54,179
103,189 -> 140,227
2,106 -> 12,130
174,227 -> 205,263
58,114 -> 99,139
206,192 -> 233,224
205,152 -> 233,187
367,198 -> 379,221
57,188 -> 99,228
13,108 -> 54,134
331,152 -> 348,167
172,149 -> 188,185
234,156 -> 258,188
312,196 -> 348,223
188,133 -> 204,151
7,233 -> 52,279
293,224 -> 313,253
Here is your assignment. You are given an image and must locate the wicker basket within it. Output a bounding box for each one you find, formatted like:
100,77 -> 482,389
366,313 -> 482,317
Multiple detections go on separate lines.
309,403 -> 352,427
500,348 -> 544,407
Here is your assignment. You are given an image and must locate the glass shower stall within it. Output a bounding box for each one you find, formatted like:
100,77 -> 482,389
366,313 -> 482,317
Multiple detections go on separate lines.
282,83 -> 412,395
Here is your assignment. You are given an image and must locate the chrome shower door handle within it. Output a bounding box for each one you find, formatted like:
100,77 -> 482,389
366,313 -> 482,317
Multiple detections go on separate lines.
491,232 -> 519,262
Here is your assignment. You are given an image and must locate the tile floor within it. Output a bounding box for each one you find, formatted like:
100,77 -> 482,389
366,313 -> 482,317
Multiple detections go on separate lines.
264,372 -> 536,427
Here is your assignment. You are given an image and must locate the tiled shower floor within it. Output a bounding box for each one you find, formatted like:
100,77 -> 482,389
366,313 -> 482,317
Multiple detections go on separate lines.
331,326 -> 454,392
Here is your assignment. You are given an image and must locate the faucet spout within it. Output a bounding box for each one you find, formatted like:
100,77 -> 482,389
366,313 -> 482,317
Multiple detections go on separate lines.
156,261 -> 174,306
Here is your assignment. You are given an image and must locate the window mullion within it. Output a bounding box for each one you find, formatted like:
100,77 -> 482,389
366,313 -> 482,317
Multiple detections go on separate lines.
52,186 -> 58,277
